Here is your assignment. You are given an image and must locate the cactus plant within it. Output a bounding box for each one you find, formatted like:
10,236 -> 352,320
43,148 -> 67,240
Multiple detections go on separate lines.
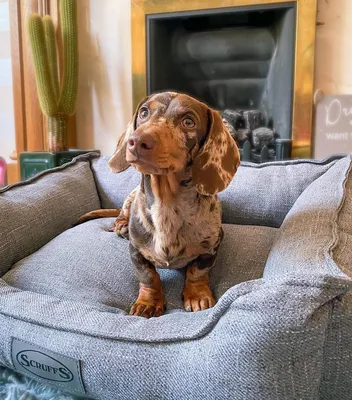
28,0 -> 78,152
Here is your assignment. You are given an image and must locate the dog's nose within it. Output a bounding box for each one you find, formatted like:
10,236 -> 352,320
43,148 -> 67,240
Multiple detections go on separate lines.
128,134 -> 156,155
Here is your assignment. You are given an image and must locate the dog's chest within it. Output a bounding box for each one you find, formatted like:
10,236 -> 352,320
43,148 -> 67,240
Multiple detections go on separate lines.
133,192 -> 221,268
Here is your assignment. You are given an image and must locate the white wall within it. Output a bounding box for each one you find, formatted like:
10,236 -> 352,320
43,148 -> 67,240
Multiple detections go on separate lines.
76,0 -> 132,156
315,0 -> 352,94
75,0 -> 352,155
0,0 -> 15,162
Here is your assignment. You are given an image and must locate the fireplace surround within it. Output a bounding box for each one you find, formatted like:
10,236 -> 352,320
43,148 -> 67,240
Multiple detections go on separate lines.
131,0 -> 317,159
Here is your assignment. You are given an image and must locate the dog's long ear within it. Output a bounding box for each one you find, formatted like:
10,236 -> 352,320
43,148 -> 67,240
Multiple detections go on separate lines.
108,96 -> 150,173
192,107 -> 240,195
108,123 -> 134,173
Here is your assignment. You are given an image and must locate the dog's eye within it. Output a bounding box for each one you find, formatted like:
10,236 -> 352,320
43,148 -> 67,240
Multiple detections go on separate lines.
182,117 -> 195,129
139,107 -> 150,120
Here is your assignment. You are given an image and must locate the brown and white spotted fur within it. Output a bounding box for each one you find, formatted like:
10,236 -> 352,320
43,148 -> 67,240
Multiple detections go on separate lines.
78,92 -> 240,318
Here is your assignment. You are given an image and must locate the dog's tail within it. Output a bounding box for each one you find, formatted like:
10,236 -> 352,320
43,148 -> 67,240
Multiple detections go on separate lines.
75,209 -> 121,226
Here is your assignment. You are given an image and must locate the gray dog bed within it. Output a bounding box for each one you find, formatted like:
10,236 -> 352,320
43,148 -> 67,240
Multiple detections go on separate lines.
0,153 -> 352,400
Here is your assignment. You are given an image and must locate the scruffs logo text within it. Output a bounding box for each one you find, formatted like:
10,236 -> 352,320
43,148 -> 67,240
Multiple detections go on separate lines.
16,350 -> 74,382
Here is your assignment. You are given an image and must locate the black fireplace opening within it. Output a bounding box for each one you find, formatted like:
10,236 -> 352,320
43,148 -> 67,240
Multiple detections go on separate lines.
146,3 -> 297,162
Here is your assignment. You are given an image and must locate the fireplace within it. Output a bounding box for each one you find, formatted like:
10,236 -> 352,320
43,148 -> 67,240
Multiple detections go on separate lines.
131,0 -> 317,160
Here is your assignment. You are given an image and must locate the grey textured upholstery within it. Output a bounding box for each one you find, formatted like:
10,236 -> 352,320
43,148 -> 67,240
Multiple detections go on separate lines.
92,155 -> 340,227
3,222 -> 276,313
0,153 -> 351,400
0,154 -> 100,276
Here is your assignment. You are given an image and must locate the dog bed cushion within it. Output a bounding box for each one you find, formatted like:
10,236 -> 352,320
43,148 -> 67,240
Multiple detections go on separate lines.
264,156 -> 352,399
3,221 -> 277,313
91,155 -> 342,228
0,154 -> 352,400
0,154 -> 100,276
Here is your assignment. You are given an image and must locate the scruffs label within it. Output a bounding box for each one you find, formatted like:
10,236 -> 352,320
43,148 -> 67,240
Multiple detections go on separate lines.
11,338 -> 85,394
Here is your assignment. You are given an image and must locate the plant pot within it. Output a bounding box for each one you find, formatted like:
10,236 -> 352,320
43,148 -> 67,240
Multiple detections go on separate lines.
19,150 -> 100,181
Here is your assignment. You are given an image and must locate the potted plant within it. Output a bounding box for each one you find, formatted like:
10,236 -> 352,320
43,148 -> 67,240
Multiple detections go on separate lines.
20,0 -> 99,180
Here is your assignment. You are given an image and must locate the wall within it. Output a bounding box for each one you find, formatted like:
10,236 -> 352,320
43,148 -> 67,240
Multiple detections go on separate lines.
0,0 -> 15,162
315,0 -> 352,94
75,0 -> 351,155
76,0 -> 132,156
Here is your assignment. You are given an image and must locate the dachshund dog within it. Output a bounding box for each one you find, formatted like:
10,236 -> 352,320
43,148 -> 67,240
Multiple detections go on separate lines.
78,92 -> 240,318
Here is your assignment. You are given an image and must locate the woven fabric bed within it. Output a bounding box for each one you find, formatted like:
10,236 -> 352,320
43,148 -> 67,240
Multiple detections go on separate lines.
0,153 -> 351,400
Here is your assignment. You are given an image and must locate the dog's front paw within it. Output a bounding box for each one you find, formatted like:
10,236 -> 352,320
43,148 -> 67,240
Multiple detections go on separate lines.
183,285 -> 216,312
130,301 -> 165,318
130,289 -> 165,318
109,217 -> 129,239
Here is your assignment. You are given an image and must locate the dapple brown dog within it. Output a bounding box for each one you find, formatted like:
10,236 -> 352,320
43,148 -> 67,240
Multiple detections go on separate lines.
78,92 -> 240,318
